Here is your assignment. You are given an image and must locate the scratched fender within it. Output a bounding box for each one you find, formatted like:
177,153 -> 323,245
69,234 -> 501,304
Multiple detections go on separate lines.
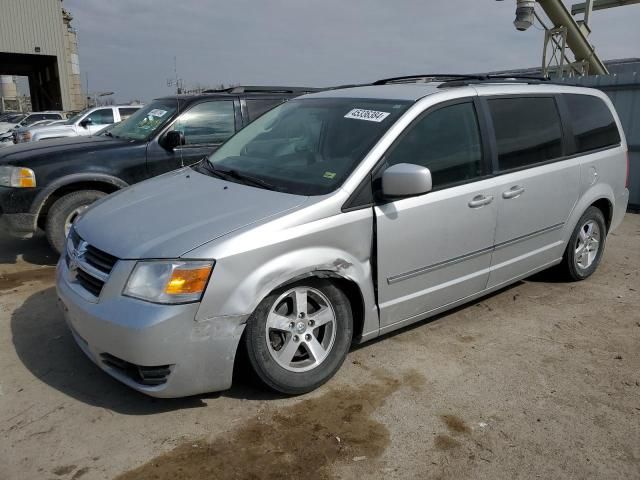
189,199 -> 380,342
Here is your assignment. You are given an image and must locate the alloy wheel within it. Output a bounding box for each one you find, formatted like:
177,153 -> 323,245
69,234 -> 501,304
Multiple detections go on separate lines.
265,286 -> 337,373
574,219 -> 601,270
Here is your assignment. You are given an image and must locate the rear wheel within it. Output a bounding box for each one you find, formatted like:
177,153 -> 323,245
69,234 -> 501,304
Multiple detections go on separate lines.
560,206 -> 607,281
244,279 -> 353,395
45,190 -> 106,255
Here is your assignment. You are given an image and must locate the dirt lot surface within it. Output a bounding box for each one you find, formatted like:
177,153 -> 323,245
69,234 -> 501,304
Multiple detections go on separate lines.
1,216 -> 639,480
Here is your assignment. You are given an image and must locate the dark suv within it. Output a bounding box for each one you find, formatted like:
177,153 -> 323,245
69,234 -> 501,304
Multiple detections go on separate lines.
0,86 -> 316,253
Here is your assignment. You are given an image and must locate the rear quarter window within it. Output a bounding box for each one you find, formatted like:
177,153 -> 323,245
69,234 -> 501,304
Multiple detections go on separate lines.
564,94 -> 620,153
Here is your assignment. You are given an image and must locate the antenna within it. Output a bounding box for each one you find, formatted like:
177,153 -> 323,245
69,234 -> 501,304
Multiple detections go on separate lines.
173,55 -> 184,168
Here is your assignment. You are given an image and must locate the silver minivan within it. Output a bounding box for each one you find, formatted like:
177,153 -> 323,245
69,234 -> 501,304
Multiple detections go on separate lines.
56,78 -> 629,397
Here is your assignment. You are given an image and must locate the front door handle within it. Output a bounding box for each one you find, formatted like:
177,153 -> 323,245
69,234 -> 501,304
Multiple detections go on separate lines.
468,195 -> 494,208
502,186 -> 525,199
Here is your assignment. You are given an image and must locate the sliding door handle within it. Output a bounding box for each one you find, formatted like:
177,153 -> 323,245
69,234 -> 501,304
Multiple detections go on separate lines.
468,195 -> 494,208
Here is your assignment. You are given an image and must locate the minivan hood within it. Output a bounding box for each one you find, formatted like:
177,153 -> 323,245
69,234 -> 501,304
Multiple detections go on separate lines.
75,168 -> 309,259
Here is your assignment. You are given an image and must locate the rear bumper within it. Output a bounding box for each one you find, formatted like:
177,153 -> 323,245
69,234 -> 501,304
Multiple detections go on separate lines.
56,258 -> 247,398
611,188 -> 629,232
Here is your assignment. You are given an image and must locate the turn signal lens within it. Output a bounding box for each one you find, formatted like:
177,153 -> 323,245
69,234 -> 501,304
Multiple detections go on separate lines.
17,168 -> 36,187
124,260 -> 214,304
0,166 -> 36,188
165,265 -> 212,295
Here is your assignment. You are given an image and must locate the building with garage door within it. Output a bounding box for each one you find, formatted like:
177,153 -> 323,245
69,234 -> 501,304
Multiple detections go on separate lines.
0,0 -> 84,112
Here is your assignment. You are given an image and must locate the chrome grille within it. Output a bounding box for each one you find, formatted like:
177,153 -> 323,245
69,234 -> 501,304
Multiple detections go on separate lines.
76,268 -> 104,297
65,230 -> 119,298
85,245 -> 118,274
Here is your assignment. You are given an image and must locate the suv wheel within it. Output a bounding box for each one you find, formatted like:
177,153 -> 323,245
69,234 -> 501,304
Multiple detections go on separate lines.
561,206 -> 607,281
46,190 -> 106,254
245,279 -> 353,395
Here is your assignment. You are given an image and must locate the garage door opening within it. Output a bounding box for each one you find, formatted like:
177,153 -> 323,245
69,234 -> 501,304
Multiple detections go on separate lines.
0,52 -> 63,112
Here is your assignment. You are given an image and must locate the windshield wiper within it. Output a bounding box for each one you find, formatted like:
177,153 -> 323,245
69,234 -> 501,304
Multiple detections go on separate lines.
200,161 -> 280,191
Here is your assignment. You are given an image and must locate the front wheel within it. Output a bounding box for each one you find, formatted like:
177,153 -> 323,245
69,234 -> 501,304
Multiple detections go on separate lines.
244,279 -> 353,395
560,206 -> 607,281
45,190 -> 106,255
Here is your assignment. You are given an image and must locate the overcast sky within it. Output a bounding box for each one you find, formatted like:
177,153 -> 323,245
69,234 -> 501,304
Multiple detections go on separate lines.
63,0 -> 640,103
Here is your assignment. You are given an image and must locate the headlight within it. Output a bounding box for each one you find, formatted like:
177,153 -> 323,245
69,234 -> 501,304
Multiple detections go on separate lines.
123,260 -> 214,304
0,166 -> 37,188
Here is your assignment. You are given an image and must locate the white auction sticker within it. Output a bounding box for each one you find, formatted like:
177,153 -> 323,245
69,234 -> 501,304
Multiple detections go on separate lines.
148,109 -> 168,117
344,108 -> 390,122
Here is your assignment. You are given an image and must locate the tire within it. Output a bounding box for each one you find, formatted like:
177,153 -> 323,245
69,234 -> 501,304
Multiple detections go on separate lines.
244,278 -> 353,395
45,190 -> 106,255
560,206 -> 607,281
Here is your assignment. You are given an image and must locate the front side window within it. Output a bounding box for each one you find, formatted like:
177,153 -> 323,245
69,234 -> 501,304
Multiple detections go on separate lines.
207,98 -> 411,195
168,101 -> 235,145
564,94 -> 620,153
385,102 -> 483,189
65,109 -> 90,125
107,100 -> 178,141
488,97 -> 563,171
86,108 -> 114,125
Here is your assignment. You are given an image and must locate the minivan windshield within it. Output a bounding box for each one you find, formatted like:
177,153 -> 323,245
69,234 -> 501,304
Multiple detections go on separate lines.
206,98 -> 411,195
106,100 -> 177,141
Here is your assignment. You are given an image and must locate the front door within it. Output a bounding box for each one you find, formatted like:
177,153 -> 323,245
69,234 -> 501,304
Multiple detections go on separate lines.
83,108 -> 115,135
146,100 -> 237,176
375,100 -> 498,328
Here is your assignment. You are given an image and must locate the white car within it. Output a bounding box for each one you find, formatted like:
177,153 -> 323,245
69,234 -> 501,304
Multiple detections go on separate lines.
0,111 -> 65,135
14,105 -> 142,143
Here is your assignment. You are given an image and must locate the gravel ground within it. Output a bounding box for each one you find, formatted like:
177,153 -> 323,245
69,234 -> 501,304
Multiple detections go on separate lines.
0,215 -> 638,480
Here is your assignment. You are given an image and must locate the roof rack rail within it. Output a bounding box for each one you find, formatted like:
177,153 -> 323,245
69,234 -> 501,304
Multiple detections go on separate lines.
373,74 -> 551,87
437,75 -> 551,88
373,74 -> 488,85
203,85 -> 319,94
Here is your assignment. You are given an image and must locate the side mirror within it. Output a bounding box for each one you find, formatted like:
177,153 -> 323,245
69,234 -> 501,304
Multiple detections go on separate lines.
80,118 -> 92,128
164,130 -> 185,149
381,163 -> 432,198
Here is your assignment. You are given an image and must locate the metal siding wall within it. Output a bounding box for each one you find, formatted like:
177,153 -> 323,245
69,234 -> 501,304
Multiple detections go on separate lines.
0,0 -> 73,110
561,70 -> 640,209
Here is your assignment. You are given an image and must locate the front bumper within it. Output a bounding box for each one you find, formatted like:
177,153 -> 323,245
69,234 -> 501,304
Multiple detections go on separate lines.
0,212 -> 38,238
0,186 -> 40,237
56,257 -> 247,398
